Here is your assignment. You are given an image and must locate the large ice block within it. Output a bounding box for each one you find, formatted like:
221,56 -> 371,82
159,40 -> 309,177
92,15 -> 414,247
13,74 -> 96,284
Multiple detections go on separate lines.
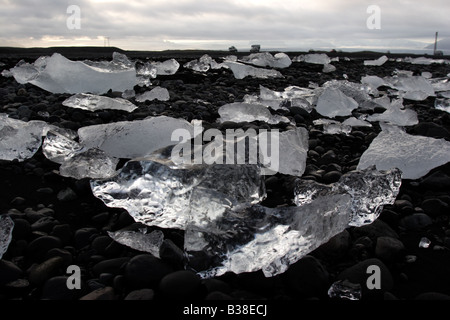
315,87 -> 359,118
0,215 -> 14,259
293,53 -> 330,65
8,53 -> 136,94
217,103 -> 291,124
240,52 -> 292,68
223,61 -> 283,79
384,75 -> 435,101
78,116 -> 198,159
62,93 -> 138,112
357,125 -> 450,179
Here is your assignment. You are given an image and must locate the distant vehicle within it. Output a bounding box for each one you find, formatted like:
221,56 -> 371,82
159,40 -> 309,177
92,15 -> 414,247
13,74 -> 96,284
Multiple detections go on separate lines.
228,46 -> 238,53
250,45 -> 260,53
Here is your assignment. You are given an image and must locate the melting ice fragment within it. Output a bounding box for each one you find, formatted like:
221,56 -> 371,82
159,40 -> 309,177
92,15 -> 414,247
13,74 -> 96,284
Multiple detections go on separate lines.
135,86 -> 170,102
240,52 -> 292,68
223,61 -> 283,79
108,229 -> 164,258
315,87 -> 359,118
217,103 -> 292,124
366,98 -> 418,126
42,130 -> 82,164
357,125 -> 450,179
384,75 -> 435,101
8,53 -> 136,94
364,55 -> 388,66
328,280 -> 362,300
152,59 -> 180,75
62,93 -> 138,112
90,161 -> 265,229
435,98 -> 450,113
78,116 -> 198,159
184,55 -> 224,72
293,53 -> 330,65
0,215 -> 14,259
257,85 -> 316,111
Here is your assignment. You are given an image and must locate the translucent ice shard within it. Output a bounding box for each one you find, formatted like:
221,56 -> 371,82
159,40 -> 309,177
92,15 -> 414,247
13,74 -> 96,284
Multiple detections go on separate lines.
328,280 -> 362,300
364,55 -> 388,66
62,93 -> 138,112
419,237 -> 431,249
257,85 -> 316,111
435,98 -> 450,113
184,55 -> 223,72
342,117 -> 372,128
0,215 -> 14,259
293,53 -> 330,65
78,116 -> 198,159
384,75 -> 435,101
108,229 -> 164,258
223,61 -> 283,79
240,52 -> 292,68
8,53 -> 136,94
357,125 -> 450,179
294,166 -> 402,226
42,130 -> 82,164
217,103 -> 291,124
315,87 -> 358,118
90,161 -> 265,229
135,86 -> 170,102
430,77 -> 450,93
367,99 -> 418,126
322,63 -> 336,73
153,59 -> 180,75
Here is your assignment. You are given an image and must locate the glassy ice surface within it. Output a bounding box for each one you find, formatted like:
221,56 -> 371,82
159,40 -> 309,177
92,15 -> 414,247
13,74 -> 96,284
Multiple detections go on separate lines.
405,57 -> 449,65
59,148 -> 119,180
0,215 -> 14,259
91,161 -> 265,230
294,166 -> 402,226
42,130 -> 82,164
364,55 -> 388,66
384,75 -> 435,101
367,99 -> 419,126
184,59 -> 210,72
153,59 -> 180,75
322,63 -> 336,73
240,52 -> 292,68
357,125 -> 450,179
84,52 -> 134,71
78,116 -> 198,159
430,77 -> 450,93
0,114 -> 49,161
218,103 -> 292,124
122,89 -> 136,99
223,61 -> 283,79
342,117 -> 372,128
361,75 -> 387,91
293,53 -> 331,65
135,86 -> 170,102
315,87 -> 359,118
8,53 -> 136,94
435,98 -> 450,113
328,280 -> 362,300
108,229 -> 164,258
275,127 -> 309,176
419,237 -> 432,249
62,93 -> 138,112
257,85 -> 316,111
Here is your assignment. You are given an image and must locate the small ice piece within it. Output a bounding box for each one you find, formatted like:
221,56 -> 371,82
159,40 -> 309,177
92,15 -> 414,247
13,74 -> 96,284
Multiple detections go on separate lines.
42,130 -> 82,164
314,119 -> 353,134
135,86 -> 170,102
321,79 -> 372,105
342,117 -> 372,128
184,59 -> 210,72
8,53 -> 136,94
293,53 -> 331,65
357,125 -> 450,179
258,85 -> 315,111
91,161 -> 265,229
422,72 -> 433,79
62,93 -> 138,112
153,59 -> 180,75
328,280 -> 362,300
217,103 -> 291,124
1,69 -> 13,77
0,115 -> 49,161
294,165 -> 402,226
199,54 -> 224,69
59,148 -> 119,179
435,98 -> 450,113
430,78 -> 450,93
122,89 -> 136,99
315,87 -> 359,118
78,116 -> 198,159
0,215 -> 14,259
366,99 -> 418,126
406,57 -> 447,65
364,55 -> 388,66
223,61 -> 283,79
240,52 -> 292,69
108,229 -> 164,258
322,63 -> 336,73
419,237 -> 431,249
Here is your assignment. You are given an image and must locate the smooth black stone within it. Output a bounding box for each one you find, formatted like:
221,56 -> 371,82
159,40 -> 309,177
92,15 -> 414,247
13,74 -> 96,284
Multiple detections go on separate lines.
412,122 -> 450,139
11,218 -> 31,239
26,236 -> 62,262
41,276 -> 86,300
0,260 -> 22,286
124,254 -> 173,289
421,198 -> 449,217
50,224 -> 73,245
92,257 -> 130,277
322,171 -> 342,183
159,270 -> 203,299
399,213 -> 433,231
124,288 -> 155,300
73,227 -> 99,249
28,257 -> 65,286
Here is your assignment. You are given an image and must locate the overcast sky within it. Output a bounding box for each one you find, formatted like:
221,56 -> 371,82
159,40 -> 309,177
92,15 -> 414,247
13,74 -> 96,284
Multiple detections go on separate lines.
1,0 -> 449,52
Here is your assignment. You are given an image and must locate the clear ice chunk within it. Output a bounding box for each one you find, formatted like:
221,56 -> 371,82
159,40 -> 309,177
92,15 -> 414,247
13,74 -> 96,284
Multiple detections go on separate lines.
62,93 -> 138,112
257,85 -> 315,111
364,55 -> 388,66
366,98 -> 418,126
430,77 -> 450,93
122,89 -> 136,99
42,130 -> 82,164
357,125 -> 450,179
322,63 -> 336,73
8,53 -> 136,94
135,86 -> 170,102
435,98 -> 450,113
328,280 -> 362,300
90,160 -> 265,229
240,52 -> 292,68
108,229 -> 164,258
223,61 -> 283,79
384,75 -> 435,101
315,87 -> 359,118
78,116 -> 198,159
153,59 -> 180,75
293,53 -> 330,65
0,215 -> 14,259
419,237 -> 431,248
342,117 -> 372,128
217,103 -> 292,124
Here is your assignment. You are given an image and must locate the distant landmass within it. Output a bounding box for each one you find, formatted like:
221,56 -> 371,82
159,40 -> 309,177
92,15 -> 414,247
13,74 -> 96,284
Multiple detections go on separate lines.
425,38 -> 450,50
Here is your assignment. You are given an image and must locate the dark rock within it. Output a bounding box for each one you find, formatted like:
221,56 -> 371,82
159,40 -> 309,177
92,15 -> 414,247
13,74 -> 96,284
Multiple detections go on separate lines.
28,257 -> 65,286
10,197 -> 26,206
322,171 -> 342,183
415,292 -> 450,300
3,278 -> 30,296
99,273 -> 115,286
159,239 -> 185,266
124,254 -> 173,289
351,219 -> 398,241
205,291 -> 233,300
79,286 -> 116,300
57,188 -> 78,202
283,255 -> 329,298
50,224 -> 73,245
45,248 -> 73,266
202,278 -> 232,294
399,213 -> 433,231
124,288 -> 155,300
159,271 -> 203,299
41,276 -> 85,300
91,235 -> 114,255
420,198 -> 449,217
420,171 -> 450,189
315,230 -> 351,260
413,122 -> 450,139
11,218 -> 31,239
0,260 -> 22,286
375,236 -> 405,262
26,236 -> 62,262
74,227 -> 98,249
31,216 -> 59,233
92,257 -> 130,277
